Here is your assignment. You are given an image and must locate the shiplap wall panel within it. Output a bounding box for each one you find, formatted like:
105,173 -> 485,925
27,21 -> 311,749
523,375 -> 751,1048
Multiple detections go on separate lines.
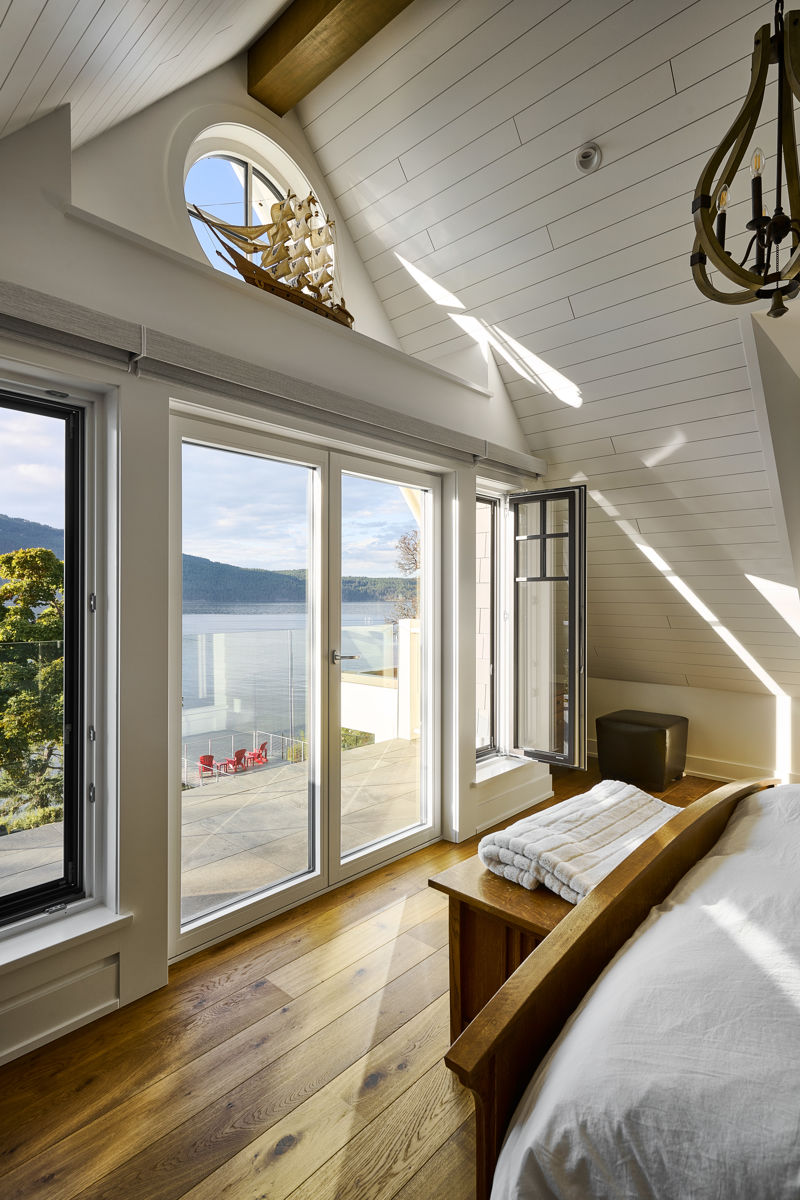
671,2 -> 775,92
513,371 -> 751,426
315,0 -> 630,194
360,62 -> 676,280
306,0 -> 561,157
521,392 -> 753,445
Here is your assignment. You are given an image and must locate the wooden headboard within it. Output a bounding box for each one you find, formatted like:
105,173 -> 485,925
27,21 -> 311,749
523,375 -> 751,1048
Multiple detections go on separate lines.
444,777 -> 777,1200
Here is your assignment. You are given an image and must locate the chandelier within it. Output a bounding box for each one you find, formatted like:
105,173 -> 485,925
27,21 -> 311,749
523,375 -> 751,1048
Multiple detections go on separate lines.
691,0 -> 800,317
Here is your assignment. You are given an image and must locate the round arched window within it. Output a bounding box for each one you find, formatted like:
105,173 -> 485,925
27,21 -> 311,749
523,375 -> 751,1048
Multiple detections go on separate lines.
185,153 -> 283,277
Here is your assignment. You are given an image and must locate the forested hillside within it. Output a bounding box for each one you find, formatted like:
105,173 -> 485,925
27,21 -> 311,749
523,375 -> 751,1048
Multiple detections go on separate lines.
0,517 -> 415,609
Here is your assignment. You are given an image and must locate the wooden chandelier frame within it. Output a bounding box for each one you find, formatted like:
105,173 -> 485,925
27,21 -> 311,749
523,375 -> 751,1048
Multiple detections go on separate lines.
691,9 -> 800,307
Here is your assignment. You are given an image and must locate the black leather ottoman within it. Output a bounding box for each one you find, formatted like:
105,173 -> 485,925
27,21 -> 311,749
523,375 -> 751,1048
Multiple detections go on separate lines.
595,710 -> 688,792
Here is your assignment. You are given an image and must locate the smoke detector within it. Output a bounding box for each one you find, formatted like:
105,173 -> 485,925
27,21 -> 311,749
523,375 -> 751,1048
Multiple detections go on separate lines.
575,142 -> 602,174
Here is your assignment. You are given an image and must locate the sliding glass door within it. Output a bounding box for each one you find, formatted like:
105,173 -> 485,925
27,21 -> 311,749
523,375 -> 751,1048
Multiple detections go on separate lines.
173,425 -> 439,945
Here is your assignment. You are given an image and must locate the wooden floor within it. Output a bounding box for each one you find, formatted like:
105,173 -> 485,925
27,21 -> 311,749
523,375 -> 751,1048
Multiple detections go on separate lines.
0,764 -> 722,1200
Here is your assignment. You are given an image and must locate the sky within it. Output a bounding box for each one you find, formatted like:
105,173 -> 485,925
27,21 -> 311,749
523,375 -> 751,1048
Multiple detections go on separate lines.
183,443 -> 421,577
0,406 -> 64,528
0,409 -> 421,579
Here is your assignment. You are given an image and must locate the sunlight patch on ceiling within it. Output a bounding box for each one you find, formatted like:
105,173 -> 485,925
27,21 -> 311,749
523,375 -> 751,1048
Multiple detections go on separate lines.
395,255 -> 582,408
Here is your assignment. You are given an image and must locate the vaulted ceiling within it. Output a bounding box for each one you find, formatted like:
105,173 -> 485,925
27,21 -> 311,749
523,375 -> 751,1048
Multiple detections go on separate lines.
0,0 -> 285,148
2,0 -> 800,699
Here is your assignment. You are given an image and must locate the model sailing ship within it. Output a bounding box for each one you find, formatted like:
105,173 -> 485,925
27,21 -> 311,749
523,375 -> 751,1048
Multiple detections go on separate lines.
189,192 -> 354,328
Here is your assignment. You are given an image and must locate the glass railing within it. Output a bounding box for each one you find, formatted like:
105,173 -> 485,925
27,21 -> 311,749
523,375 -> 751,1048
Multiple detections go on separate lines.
181,622 -> 397,787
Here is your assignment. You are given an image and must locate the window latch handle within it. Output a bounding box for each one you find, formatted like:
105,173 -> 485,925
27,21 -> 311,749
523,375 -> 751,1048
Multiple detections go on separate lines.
331,650 -> 360,663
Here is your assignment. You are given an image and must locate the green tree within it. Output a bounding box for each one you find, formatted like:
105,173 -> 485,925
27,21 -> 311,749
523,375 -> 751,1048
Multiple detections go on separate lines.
0,547 -> 65,833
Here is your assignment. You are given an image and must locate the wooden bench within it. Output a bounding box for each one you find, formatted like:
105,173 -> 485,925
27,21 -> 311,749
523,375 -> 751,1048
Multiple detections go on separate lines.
429,855 -> 572,1041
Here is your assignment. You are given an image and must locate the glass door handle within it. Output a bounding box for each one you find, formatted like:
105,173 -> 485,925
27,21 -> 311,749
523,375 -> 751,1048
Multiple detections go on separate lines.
331,650 -> 361,663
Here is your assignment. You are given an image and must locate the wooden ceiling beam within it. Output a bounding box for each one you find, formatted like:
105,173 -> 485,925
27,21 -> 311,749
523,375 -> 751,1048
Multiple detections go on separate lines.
248,0 -> 415,116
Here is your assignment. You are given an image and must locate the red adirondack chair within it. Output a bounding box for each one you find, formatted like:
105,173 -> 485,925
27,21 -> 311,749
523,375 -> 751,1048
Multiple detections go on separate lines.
198,754 -> 218,783
247,741 -> 269,767
222,748 -> 248,773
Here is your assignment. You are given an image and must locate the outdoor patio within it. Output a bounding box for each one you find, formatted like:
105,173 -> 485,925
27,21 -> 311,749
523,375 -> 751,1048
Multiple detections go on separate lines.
181,735 -> 420,920
0,738 -> 422,921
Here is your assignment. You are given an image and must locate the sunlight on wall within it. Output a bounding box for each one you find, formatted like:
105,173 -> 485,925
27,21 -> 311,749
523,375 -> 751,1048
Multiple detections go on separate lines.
585,483 -> 792,781
642,430 -> 687,467
395,254 -> 464,309
395,255 -> 582,408
746,574 -> 800,638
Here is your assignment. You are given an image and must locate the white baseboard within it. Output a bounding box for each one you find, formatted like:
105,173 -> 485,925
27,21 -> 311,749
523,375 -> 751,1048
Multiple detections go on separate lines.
587,738 -> 785,785
0,955 -> 119,1065
475,771 -> 553,834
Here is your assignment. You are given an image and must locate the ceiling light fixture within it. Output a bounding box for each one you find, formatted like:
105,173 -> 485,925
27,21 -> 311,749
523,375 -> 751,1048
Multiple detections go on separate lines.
691,0 -> 800,317
575,142 -> 601,174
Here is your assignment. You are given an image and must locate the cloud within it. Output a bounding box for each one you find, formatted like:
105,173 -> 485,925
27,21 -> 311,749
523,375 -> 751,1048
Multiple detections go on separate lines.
182,445 -> 423,576
0,407 -> 65,527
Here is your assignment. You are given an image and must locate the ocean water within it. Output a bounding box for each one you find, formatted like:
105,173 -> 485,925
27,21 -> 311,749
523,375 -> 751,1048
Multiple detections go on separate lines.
182,602 -> 397,763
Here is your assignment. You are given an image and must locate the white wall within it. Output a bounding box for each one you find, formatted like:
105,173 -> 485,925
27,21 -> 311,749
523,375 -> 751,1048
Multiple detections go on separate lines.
588,677 -> 795,783
70,56 -> 400,352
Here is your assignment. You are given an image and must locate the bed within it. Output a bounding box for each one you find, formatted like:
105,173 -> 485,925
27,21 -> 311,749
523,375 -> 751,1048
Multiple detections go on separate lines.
444,777 -> 800,1199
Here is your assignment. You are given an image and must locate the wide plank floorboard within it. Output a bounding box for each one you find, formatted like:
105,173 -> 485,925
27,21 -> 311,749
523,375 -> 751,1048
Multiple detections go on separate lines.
0,764 -> 722,1199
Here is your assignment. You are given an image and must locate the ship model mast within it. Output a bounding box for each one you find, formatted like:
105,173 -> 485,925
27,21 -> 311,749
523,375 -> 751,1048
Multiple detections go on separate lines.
189,192 -> 354,328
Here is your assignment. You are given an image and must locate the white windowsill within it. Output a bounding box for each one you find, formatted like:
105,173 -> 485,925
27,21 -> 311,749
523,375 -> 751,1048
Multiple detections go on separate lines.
472,753 -> 533,786
0,905 -> 132,975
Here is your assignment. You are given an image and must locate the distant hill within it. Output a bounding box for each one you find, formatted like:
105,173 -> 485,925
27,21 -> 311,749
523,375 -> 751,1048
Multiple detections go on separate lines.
182,554 -> 306,606
0,515 -> 415,609
0,513 -> 63,559
183,554 -> 416,609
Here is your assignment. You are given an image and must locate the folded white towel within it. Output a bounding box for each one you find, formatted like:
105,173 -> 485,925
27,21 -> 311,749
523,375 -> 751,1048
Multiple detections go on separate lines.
478,779 -> 680,903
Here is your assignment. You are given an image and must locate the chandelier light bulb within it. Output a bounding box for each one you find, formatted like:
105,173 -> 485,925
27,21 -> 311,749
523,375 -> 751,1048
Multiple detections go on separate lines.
750,146 -> 766,177
716,184 -> 730,248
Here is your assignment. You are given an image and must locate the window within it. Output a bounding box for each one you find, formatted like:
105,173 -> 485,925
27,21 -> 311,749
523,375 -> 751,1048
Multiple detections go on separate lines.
0,391 -> 86,924
476,485 -> 586,769
512,488 -> 586,767
476,497 -> 497,757
185,153 -> 283,277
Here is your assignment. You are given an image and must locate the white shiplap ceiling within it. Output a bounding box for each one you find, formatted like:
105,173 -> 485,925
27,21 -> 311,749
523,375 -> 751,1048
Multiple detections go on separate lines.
295,0 -> 800,697
0,0 -> 287,147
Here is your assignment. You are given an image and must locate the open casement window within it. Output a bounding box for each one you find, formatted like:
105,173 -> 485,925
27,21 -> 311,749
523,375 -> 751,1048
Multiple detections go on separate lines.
511,485 -> 586,769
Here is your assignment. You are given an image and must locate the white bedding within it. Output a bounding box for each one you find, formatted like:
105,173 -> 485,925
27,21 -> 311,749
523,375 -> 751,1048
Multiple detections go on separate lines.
492,784 -> 800,1200
477,779 -> 679,903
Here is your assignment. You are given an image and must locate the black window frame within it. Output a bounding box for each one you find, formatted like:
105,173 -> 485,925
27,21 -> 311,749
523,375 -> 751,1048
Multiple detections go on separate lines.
0,391 -> 86,926
475,495 -> 498,760
510,485 -> 586,769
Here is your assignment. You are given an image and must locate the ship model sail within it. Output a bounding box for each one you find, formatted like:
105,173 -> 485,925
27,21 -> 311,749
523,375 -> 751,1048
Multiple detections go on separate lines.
189,192 -> 354,328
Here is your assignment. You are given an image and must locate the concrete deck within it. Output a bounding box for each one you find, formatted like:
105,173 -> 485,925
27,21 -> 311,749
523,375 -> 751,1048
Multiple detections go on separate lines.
0,738 -> 422,921
181,737 -> 421,921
